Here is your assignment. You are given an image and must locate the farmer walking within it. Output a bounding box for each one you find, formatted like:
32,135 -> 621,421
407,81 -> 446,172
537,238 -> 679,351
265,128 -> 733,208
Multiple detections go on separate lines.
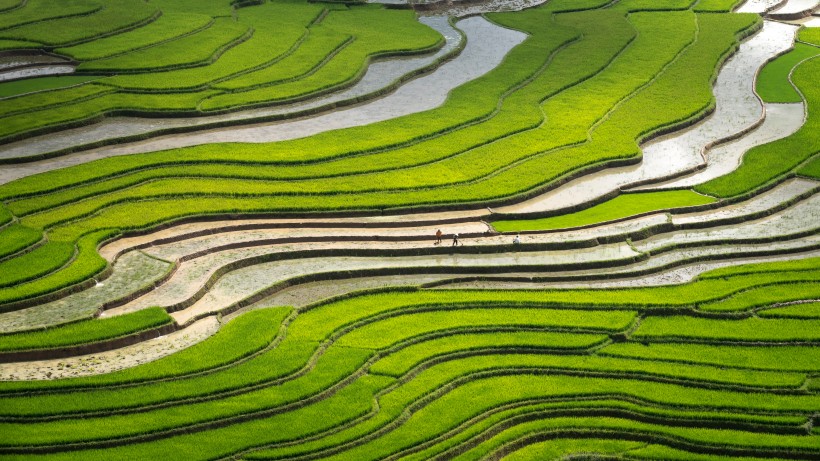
452,233 -> 460,246
435,229 -> 443,245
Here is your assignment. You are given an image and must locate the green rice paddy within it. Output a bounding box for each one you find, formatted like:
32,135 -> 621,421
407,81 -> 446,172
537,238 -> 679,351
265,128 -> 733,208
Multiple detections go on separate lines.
0,0 -> 818,458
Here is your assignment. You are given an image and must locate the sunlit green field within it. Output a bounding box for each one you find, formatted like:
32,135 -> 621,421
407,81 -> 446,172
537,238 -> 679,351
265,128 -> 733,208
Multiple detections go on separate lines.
0,0 -> 818,458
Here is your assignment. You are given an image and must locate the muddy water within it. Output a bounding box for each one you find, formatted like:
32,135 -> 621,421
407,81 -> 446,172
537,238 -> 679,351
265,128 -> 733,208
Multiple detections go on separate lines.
112,184 -> 817,322
0,16 -> 459,162
793,15 -> 820,25
496,20 -> 797,214
0,52 -> 75,82
175,229 -> 820,324
368,0 -> 551,16
0,251 -> 171,334
736,0 -> 786,13
636,103 -> 805,189
0,17 -> 526,181
417,0 -> 551,17
169,242 -> 639,324
0,53 -> 68,69
671,178 -> 817,225
768,0 -> 820,17
0,65 -> 75,82
642,193 -> 820,252
439,248 -> 820,290
0,317 -> 220,381
0,16 -> 468,163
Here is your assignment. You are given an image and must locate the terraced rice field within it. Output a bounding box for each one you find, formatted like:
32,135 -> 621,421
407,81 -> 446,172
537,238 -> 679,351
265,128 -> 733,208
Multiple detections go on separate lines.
0,0 -> 819,458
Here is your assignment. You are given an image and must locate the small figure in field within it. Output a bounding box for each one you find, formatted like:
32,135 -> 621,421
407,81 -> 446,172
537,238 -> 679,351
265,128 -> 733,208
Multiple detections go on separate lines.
452,233 -> 460,246
435,229 -> 443,245
513,234 -> 520,245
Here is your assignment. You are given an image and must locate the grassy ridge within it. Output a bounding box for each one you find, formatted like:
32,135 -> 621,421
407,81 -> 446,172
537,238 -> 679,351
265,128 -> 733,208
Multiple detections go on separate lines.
0,0 -> 100,32
0,307 -> 171,351
760,301 -> 820,318
0,76 -> 101,99
0,0 -> 441,142
697,30 -> 820,197
0,307 -> 291,392
0,258 -> 818,458
11,12 -> 749,225
201,6 -> 443,109
3,11 -> 752,249
0,1 -> 816,459
0,0 -> 158,47
493,190 -> 715,231
0,224 -> 41,259
103,2 -> 325,91
76,17 -> 250,72
57,13 -> 214,61
755,42 -> 820,103
0,240 -> 73,288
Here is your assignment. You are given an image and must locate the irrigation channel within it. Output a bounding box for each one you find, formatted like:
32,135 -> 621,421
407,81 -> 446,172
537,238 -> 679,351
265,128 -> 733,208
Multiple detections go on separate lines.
0,0 -> 819,458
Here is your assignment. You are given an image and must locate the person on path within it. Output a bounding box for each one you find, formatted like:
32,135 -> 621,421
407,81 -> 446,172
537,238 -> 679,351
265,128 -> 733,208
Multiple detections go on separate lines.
452,233 -> 460,246
435,229 -> 443,245
513,234 -> 520,245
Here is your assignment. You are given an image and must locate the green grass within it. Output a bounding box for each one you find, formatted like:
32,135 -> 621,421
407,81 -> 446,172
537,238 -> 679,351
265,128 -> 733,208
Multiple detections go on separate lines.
334,308 -> 634,350
0,229 -> 110,307
0,75 -> 101,99
697,54 -> 820,197
0,0 -> 24,13
104,2 -> 324,90
700,257 -> 820,278
633,315 -> 820,342
0,0 -> 158,46
2,259 -> 814,410
210,21 -> 353,91
369,331 -> 608,376
493,190 -> 715,231
76,17 -> 249,72
0,240 -> 74,288
0,204 -> 11,225
759,301 -> 820,318
599,342 -> 820,371
24,12 -> 746,223
201,6 -> 442,109
0,224 -> 42,259
0,83 -> 113,119
0,0 -> 100,32
499,438 -> 643,461
0,306 -> 291,392
0,257 -> 819,458
0,0 -> 441,143
692,0 -> 745,12
57,12 -> 214,61
800,27 -> 820,46
799,154 -> 820,178
0,3 -> 817,458
8,11 -> 743,240
0,307 -> 171,351
699,282 -> 820,311
755,42 -> 820,103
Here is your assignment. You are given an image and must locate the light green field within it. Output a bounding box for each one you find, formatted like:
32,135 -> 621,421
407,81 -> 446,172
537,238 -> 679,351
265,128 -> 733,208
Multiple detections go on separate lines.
0,0 -> 817,459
